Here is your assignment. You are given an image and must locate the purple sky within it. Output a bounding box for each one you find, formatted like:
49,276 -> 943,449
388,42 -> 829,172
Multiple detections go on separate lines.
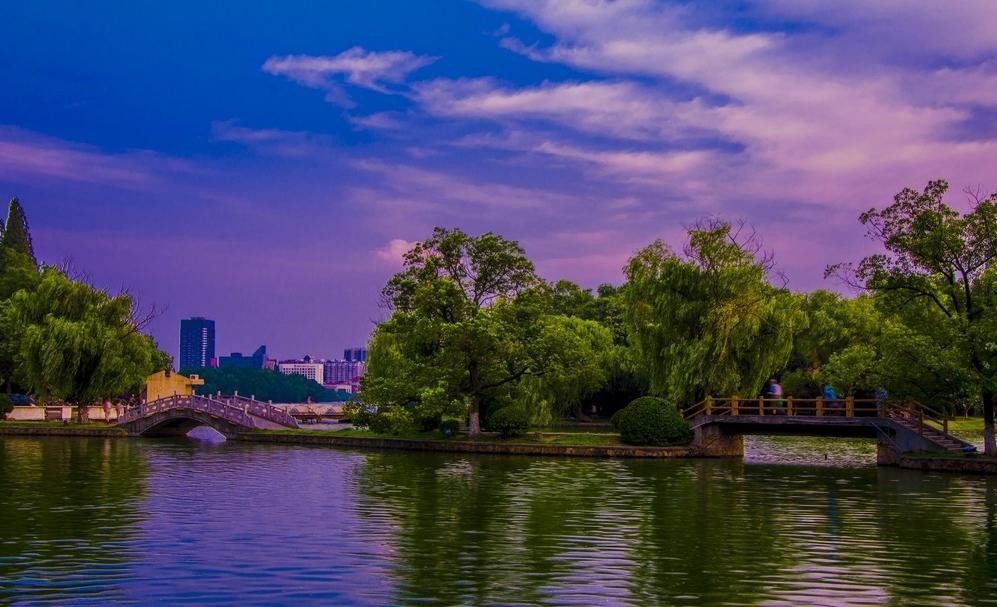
2,1 -> 996,362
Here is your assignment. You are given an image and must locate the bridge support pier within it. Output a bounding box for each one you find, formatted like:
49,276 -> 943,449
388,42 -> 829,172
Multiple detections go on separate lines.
693,423 -> 744,457
876,437 -> 900,466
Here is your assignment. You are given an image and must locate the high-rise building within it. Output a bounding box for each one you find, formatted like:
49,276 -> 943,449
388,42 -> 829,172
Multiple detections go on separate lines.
344,347 -> 368,362
219,345 -> 267,369
178,317 -> 215,370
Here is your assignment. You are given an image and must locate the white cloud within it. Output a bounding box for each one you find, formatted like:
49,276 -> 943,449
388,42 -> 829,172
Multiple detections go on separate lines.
211,120 -> 330,157
263,47 -> 437,105
0,126 -> 190,188
375,238 -> 417,264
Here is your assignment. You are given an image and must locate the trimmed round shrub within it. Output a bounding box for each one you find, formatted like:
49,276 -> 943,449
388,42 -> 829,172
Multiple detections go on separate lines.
612,396 -> 692,446
439,418 -> 460,438
488,406 -> 530,438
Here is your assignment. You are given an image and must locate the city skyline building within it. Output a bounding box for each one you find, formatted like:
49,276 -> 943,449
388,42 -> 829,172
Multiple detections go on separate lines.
344,347 -> 368,362
218,345 -> 267,369
178,317 -> 215,370
278,356 -> 325,385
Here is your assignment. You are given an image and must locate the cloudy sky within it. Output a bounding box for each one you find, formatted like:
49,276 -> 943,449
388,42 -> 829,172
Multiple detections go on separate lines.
2,1 -> 995,361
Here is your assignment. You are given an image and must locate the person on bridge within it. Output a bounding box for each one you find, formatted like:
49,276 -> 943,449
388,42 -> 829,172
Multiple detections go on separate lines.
822,383 -> 839,415
764,378 -> 784,414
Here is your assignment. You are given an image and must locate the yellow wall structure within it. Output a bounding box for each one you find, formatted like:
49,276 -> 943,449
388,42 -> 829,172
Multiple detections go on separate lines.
145,370 -> 205,402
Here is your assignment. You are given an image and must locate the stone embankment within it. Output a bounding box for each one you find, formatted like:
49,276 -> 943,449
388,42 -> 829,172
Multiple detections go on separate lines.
234,431 -> 699,458
897,454 -> 997,474
0,424 -> 127,437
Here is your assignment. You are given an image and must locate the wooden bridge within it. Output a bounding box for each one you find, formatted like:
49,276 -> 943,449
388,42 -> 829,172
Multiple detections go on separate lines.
118,394 -> 299,438
684,396 -> 975,464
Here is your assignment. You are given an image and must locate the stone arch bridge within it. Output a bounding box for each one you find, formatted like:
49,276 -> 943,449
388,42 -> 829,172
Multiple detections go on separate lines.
118,394 -> 299,438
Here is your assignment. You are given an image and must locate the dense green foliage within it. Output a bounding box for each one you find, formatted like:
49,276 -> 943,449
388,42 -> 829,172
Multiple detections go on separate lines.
0,199 -> 169,420
624,221 -> 805,405
487,406 -> 530,438
0,393 -> 12,419
0,268 -> 168,421
829,179 -> 997,453
356,179 -> 997,447
612,396 -> 692,446
438,418 -> 460,437
360,227 -> 608,435
182,367 -> 346,403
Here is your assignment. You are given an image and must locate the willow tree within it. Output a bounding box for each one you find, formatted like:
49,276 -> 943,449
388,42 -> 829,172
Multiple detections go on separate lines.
0,268 -> 168,421
830,179 -> 997,453
624,220 -> 805,406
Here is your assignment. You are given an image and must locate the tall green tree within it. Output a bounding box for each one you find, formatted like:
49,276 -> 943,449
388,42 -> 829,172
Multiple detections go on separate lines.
830,179 -> 997,453
0,198 -> 41,391
362,227 -> 605,434
624,220 -> 805,406
0,268 -> 168,421
1,198 -> 37,267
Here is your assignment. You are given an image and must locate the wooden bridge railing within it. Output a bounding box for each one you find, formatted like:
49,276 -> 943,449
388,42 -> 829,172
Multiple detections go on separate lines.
684,396 -> 885,419
684,396 -> 952,437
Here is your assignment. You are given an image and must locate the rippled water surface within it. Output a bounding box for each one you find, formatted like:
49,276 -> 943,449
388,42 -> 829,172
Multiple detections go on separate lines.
1,435 -> 996,606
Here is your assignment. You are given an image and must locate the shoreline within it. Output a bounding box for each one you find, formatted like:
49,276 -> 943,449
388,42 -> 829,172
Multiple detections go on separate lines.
232,430 -> 701,458
0,424 -> 127,438
3,423 -> 997,471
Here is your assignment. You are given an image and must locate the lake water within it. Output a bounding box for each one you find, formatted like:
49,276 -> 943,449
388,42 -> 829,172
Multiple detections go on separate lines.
1,434 -> 995,606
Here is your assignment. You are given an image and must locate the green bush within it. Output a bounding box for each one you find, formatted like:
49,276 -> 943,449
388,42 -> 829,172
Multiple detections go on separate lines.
488,406 -> 530,438
439,418 -> 460,437
611,396 -> 692,446
0,394 -> 13,419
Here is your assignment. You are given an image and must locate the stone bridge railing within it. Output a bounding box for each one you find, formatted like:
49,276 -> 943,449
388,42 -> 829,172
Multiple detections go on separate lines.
118,394 -> 299,430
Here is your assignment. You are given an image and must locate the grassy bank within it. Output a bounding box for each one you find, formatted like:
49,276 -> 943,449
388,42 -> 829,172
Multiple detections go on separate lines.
249,427 -> 625,447
946,417 -> 984,433
0,421 -> 127,437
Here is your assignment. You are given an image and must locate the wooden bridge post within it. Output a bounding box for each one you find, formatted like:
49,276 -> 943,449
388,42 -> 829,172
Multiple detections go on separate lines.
758,397 -> 764,416
786,396 -> 794,416
731,396 -> 739,416
705,396 -> 713,415
816,396 -> 824,417
846,395 -> 855,418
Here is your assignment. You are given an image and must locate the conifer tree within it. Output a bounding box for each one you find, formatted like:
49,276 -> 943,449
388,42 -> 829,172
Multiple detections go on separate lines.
1,198 -> 37,266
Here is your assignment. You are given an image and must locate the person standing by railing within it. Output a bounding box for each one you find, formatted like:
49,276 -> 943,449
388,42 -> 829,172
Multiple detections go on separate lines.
763,378 -> 784,414
822,383 -> 839,416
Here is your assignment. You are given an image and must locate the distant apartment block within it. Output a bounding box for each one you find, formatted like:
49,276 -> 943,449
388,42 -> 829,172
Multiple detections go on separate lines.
178,317 -> 215,370
219,345 -> 267,369
323,359 -> 366,384
278,356 -> 325,385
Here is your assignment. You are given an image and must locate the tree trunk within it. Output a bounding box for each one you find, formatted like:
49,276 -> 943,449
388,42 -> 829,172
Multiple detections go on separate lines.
467,358 -> 482,436
76,402 -> 89,424
468,398 -> 481,436
984,390 -> 996,455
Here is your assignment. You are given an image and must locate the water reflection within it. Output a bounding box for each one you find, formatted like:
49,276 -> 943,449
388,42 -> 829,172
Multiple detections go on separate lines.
0,437 -> 147,605
1,436 -> 996,605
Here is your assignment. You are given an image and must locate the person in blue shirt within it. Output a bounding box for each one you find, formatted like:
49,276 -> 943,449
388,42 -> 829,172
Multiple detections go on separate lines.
822,383 -> 838,415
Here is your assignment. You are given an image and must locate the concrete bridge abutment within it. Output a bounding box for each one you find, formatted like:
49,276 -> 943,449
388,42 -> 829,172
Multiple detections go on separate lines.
693,423 -> 744,457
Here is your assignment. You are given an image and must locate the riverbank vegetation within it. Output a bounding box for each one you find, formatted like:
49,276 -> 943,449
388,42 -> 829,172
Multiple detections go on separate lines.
179,367 -> 351,403
358,180 -> 997,453
0,198 -> 169,422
